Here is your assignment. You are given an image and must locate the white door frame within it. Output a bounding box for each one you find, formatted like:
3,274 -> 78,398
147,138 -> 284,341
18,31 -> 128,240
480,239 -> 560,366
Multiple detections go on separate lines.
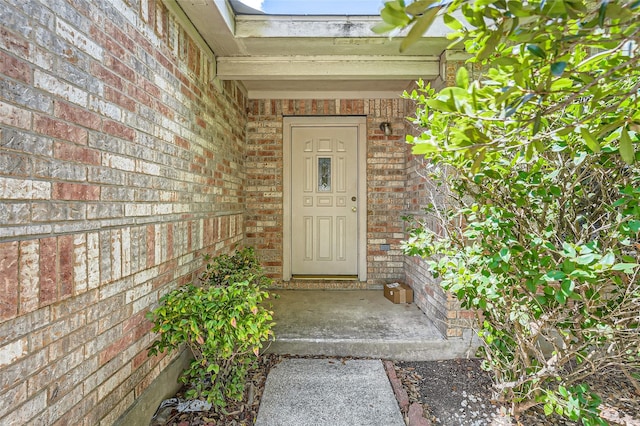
283,116 -> 367,282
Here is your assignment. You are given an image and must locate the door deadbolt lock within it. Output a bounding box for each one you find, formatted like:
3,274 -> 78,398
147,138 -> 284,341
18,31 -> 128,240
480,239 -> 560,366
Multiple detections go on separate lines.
351,196 -> 357,201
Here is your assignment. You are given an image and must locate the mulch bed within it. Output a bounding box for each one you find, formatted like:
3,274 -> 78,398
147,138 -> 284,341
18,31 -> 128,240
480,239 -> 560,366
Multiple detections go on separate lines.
151,355 -> 640,426
150,354 -> 283,426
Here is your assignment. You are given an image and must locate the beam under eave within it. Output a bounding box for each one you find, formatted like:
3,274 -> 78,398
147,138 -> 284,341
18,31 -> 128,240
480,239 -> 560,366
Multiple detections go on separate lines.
235,15 -> 452,39
216,56 -> 441,80
176,0 -> 245,56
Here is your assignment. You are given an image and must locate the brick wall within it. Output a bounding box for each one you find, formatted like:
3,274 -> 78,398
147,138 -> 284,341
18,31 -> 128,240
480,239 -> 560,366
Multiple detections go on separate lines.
0,0 -> 246,424
245,99 -> 408,287
402,72 -> 476,338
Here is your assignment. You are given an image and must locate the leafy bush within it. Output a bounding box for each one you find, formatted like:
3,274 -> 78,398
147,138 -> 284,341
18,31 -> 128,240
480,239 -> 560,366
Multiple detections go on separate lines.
403,134 -> 640,422
201,246 -> 271,289
375,0 -> 640,423
147,247 -> 275,409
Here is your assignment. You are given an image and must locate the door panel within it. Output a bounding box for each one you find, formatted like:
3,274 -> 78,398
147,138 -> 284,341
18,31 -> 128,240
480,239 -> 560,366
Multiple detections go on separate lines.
291,126 -> 358,275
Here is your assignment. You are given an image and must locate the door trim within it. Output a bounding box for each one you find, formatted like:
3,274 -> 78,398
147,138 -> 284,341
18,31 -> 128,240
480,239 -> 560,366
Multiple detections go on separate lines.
283,116 -> 367,282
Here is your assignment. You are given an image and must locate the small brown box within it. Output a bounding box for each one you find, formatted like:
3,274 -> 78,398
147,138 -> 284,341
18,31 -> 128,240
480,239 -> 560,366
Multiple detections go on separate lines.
384,282 -> 413,304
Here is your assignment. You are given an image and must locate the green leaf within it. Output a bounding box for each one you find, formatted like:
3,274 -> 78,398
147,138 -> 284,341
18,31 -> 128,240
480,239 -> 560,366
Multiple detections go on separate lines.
580,128 -> 601,153
562,242 -> 576,257
526,44 -> 546,59
456,67 -> 469,89
478,30 -> 501,60
443,13 -> 463,31
598,0 -> 609,27
611,263 -> 639,272
499,247 -> 511,262
547,0 -> 567,16
559,385 -> 568,397
599,252 -> 615,267
525,141 -> 534,161
620,127 -> 635,164
381,3 -> 412,27
406,0 -> 439,15
508,1 -> 530,17
401,6 -> 439,52
371,21 -> 399,34
412,143 -> 439,154
561,280 -> 574,296
425,98 -> 455,112
544,403 -> 554,416
544,270 -> 566,281
550,78 -> 573,91
470,149 -> 486,173
577,253 -> 597,265
550,61 -> 567,76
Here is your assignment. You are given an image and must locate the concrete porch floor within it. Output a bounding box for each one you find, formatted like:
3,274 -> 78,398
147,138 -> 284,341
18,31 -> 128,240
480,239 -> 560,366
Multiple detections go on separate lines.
265,290 -> 479,361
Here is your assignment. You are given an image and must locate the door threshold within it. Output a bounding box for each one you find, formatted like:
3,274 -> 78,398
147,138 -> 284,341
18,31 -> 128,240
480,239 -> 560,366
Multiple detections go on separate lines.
292,275 -> 358,281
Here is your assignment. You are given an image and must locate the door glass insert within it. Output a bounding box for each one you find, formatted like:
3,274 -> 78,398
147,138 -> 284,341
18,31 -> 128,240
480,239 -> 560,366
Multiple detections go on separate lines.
318,157 -> 331,192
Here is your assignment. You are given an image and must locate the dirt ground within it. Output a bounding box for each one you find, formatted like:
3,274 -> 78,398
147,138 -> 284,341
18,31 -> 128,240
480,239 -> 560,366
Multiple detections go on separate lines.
151,355 -> 640,426
395,359 -> 640,426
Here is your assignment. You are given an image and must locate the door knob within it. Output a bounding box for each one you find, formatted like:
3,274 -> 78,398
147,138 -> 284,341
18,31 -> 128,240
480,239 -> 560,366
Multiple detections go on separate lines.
352,207 -> 357,212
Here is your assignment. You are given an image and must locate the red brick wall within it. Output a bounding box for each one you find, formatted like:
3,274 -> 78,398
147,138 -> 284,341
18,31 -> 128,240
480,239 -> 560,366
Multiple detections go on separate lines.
245,99 -> 408,287
403,76 -> 476,338
0,0 -> 246,424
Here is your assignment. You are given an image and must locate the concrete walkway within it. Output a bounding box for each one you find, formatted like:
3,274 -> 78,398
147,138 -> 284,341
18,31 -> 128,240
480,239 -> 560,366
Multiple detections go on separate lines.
256,290 -> 480,425
255,358 -> 405,426
265,290 -> 478,361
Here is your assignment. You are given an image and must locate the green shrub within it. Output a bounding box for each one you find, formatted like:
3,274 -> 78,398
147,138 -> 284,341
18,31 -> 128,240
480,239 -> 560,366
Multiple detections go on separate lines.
146,247 -> 275,409
376,0 -> 640,421
201,246 -> 271,289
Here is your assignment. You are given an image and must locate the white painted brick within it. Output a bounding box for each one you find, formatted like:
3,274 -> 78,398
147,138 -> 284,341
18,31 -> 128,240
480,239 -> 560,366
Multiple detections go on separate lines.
1,391 -> 47,426
0,177 -> 51,200
97,363 -> 131,400
152,204 -> 171,215
136,160 -> 160,176
103,153 -> 135,172
132,292 -> 156,314
121,228 -> 131,277
87,232 -> 100,290
98,277 -> 131,301
34,70 -> 87,106
197,219 -> 204,250
73,234 -> 88,294
0,338 -> 28,369
0,101 -> 32,129
140,0 -> 149,22
110,230 -> 122,281
133,266 -> 158,286
0,382 -> 27,418
124,203 -> 151,217
56,19 -> 104,61
18,240 -> 40,313
178,252 -> 194,266
46,382 -> 83,424
125,282 -> 151,304
89,96 -> 122,121
154,225 -> 162,264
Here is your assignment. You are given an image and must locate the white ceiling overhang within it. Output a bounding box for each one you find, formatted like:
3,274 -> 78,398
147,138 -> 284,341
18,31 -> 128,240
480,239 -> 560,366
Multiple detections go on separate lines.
174,0 -> 452,99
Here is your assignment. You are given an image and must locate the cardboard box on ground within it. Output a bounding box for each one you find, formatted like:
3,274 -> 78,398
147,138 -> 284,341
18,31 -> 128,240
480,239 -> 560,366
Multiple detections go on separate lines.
383,283 -> 413,304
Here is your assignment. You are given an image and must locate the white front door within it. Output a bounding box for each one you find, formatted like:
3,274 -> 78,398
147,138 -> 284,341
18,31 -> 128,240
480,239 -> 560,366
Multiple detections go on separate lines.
283,117 -> 366,279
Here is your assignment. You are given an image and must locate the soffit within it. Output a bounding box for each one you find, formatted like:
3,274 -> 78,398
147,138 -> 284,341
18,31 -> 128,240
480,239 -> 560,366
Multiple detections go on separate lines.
175,0 -> 450,99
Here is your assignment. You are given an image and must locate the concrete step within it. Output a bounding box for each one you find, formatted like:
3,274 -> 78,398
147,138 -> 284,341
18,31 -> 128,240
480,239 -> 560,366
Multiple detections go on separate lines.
265,290 -> 478,361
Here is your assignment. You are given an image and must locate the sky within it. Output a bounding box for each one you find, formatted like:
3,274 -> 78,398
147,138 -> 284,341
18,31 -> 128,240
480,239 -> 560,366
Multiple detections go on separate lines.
238,0 -> 384,15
